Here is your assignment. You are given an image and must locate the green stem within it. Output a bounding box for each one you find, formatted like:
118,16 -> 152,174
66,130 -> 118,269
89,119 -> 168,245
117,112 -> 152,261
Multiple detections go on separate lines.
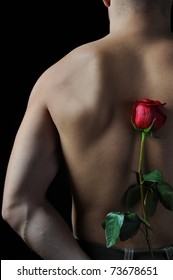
138,131 -> 154,260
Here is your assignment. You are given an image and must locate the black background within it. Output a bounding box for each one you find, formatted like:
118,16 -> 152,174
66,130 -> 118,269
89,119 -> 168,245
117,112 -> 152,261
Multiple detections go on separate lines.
1,1 -> 173,260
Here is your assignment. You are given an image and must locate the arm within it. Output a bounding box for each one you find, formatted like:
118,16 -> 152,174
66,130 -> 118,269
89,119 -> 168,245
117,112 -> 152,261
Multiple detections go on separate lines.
2,96 -> 89,260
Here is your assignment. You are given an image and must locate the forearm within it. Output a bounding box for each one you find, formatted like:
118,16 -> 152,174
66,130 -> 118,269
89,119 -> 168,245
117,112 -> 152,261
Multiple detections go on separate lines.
22,200 -> 90,260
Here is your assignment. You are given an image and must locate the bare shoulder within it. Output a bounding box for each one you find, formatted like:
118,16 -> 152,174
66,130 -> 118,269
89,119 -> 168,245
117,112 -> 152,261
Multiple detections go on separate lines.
28,41 -> 108,127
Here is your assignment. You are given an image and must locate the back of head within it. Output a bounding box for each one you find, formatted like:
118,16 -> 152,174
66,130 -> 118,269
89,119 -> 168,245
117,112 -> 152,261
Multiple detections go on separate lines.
111,0 -> 172,15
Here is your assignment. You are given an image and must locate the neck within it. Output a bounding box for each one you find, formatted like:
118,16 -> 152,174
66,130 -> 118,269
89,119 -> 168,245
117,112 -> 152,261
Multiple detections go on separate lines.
108,1 -> 172,38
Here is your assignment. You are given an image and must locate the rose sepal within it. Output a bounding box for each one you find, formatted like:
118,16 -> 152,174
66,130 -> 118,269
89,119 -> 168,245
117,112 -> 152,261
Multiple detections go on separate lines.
131,117 -> 156,135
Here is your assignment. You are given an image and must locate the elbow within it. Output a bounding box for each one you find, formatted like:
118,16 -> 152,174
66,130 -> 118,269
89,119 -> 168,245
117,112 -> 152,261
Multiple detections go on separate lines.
2,202 -> 19,231
2,202 -> 13,225
2,200 -> 29,237
2,204 -> 9,223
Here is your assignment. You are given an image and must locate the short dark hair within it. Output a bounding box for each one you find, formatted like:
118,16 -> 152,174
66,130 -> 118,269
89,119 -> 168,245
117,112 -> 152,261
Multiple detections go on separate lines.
123,0 -> 172,15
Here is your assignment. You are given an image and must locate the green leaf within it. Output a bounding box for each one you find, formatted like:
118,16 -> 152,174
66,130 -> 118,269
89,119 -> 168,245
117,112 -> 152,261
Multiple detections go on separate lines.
123,184 -> 141,208
143,170 -> 163,183
157,182 -> 173,211
120,212 -> 141,241
104,212 -> 124,248
144,187 -> 159,217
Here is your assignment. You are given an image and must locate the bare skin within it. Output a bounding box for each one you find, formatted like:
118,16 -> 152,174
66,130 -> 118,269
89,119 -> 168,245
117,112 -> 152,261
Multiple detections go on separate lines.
2,0 -> 173,259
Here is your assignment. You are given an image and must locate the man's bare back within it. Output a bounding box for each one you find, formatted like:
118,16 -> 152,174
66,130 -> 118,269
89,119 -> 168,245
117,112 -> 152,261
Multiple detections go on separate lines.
44,33 -> 173,249
2,0 -> 173,259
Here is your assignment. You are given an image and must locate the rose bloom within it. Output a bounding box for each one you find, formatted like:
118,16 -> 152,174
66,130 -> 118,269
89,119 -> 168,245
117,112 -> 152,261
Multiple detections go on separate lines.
132,99 -> 167,131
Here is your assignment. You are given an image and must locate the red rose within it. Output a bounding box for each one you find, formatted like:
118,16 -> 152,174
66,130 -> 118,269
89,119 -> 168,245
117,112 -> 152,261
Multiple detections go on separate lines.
132,99 -> 167,131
